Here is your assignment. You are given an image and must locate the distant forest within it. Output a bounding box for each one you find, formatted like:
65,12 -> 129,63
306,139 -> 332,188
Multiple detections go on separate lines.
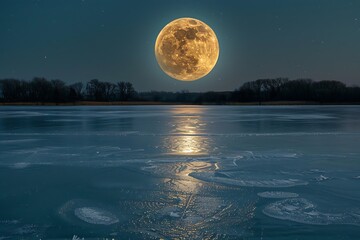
0,77 -> 360,104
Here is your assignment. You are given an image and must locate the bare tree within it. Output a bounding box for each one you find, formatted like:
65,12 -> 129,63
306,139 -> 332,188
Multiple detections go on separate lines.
103,82 -> 116,101
117,82 -> 126,101
69,82 -> 83,101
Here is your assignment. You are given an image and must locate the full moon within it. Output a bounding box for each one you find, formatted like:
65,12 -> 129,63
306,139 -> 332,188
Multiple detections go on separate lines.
155,18 -> 219,81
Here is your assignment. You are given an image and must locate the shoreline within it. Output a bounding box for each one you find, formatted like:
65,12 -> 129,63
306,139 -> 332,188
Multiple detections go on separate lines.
1,101 -> 360,106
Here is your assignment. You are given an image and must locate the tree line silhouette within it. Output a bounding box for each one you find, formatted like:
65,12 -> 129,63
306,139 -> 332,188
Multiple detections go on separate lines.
0,78 -> 135,103
233,78 -> 360,104
0,77 -> 359,104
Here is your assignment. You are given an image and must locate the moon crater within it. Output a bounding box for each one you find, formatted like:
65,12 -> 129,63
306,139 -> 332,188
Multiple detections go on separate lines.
155,18 -> 219,81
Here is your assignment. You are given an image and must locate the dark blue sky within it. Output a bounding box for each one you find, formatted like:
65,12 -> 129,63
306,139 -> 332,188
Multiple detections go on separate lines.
0,0 -> 359,91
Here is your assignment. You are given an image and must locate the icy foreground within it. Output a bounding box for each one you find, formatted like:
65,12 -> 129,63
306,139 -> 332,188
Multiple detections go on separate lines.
0,106 -> 360,239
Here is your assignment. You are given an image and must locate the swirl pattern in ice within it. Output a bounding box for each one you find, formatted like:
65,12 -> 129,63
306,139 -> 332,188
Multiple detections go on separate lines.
189,172 -> 308,188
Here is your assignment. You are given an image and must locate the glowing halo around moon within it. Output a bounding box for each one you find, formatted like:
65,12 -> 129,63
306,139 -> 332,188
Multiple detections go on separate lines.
155,17 -> 219,81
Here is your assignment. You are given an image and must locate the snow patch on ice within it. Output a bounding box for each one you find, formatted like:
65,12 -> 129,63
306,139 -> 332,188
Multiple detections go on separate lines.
257,191 -> 299,199
169,212 -> 181,218
59,199 -> 123,227
74,207 -> 119,225
315,175 -> 330,182
263,198 -> 360,226
10,162 -> 31,169
0,139 -> 40,144
0,220 -> 19,224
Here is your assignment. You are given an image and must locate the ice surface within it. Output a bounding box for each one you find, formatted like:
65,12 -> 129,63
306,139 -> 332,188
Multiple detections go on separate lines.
1,106 -> 360,238
281,114 -> 336,120
0,220 -> 45,239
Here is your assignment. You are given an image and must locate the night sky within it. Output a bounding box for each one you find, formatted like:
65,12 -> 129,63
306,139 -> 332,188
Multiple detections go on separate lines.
1,0 -> 359,91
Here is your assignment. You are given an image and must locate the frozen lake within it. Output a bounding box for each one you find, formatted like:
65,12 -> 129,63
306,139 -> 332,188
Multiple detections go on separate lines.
0,105 -> 359,239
